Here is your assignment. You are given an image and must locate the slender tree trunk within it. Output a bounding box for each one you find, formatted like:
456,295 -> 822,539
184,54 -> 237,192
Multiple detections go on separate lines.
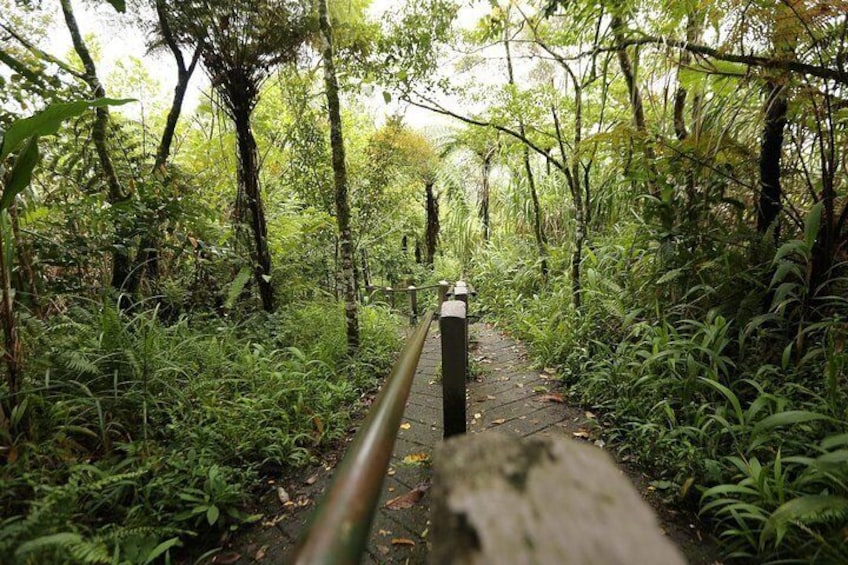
233,105 -> 274,312
504,23 -> 547,277
611,14 -> 662,215
60,0 -> 131,293
480,156 -> 491,242
134,1 -> 201,290
0,213 -> 20,400
551,103 -> 584,309
425,180 -> 440,267
674,15 -> 702,227
9,203 -> 39,318
360,247 -> 371,288
320,0 -> 359,352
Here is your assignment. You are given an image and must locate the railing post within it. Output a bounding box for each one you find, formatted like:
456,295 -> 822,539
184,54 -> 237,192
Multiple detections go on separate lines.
438,280 -> 450,313
385,286 -> 394,309
440,300 -> 467,438
454,281 -> 469,307
409,285 -> 418,325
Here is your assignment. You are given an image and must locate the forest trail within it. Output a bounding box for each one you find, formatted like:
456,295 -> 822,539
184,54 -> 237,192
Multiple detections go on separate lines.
218,322 -> 719,564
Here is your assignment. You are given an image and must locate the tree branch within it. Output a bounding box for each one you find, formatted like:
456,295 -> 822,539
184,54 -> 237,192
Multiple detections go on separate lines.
404,96 -> 567,174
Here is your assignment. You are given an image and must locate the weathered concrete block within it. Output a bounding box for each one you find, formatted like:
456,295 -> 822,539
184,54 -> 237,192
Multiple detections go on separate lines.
430,432 -> 685,565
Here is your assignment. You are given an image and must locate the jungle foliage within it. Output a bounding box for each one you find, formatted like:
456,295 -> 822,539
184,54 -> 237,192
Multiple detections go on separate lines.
1,0 -> 848,562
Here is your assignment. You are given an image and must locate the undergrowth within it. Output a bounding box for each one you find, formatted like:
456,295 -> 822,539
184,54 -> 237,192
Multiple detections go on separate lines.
0,300 -> 399,564
473,219 -> 848,563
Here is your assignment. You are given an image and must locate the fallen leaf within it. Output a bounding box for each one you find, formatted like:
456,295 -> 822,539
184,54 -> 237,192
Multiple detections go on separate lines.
533,386 -> 548,393
213,553 -> 241,564
585,411 -> 596,419
261,514 -> 286,527
386,483 -> 430,510
539,393 -> 564,403
543,367 -> 556,374
491,418 -> 506,425
377,545 -> 390,555
378,529 -> 391,536
594,439 -> 606,448
473,413 -> 482,419
420,527 -> 429,539
400,422 -> 411,430
305,474 -> 318,485
387,468 -> 396,476
277,486 -> 290,504
255,545 -> 268,561
312,415 -> 324,436
388,487 -> 395,492
391,538 -> 416,547
402,452 -> 430,465
487,395 -> 496,400
573,430 -> 591,438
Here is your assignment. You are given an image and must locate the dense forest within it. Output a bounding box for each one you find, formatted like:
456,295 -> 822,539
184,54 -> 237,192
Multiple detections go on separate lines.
1,0 -> 847,562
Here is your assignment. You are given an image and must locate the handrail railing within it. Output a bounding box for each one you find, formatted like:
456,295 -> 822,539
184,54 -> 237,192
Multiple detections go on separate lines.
364,281 -> 449,324
289,311 -> 434,564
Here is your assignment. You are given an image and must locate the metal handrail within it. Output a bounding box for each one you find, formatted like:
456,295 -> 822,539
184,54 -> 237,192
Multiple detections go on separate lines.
289,312 -> 434,564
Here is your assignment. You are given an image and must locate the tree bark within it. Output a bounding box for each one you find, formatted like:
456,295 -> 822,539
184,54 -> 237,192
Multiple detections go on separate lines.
425,180 -> 440,267
0,214 -> 20,401
757,3 -> 796,244
504,21 -> 547,278
60,0 -> 131,293
233,105 -> 274,312
320,0 -> 359,352
480,156 -> 491,242
756,82 -> 788,240
128,0 -> 201,294
610,15 -> 673,231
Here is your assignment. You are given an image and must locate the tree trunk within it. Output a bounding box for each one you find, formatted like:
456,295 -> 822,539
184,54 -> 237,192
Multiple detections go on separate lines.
503,23 -> 547,278
129,1 -> 202,293
611,14 -> 662,215
425,180 -> 440,267
233,105 -> 274,312
0,213 -> 20,401
60,0 -> 132,295
756,83 -> 788,241
480,157 -> 491,242
320,0 -> 359,352
9,203 -> 39,318
757,5 -> 795,243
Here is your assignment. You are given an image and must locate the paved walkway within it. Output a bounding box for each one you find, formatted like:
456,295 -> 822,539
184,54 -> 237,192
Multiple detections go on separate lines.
218,322 -> 715,563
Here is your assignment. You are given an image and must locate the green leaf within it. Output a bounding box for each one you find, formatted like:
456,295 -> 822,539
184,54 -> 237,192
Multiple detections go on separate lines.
821,433 -> 848,451
224,266 -> 252,309
206,505 -> 220,525
16,532 -> 83,556
382,91 -> 392,103
1,98 -> 134,160
754,410 -> 833,434
763,495 -> 848,547
804,201 -> 823,249
2,136 -> 40,210
104,0 -> 126,12
143,537 -> 181,564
